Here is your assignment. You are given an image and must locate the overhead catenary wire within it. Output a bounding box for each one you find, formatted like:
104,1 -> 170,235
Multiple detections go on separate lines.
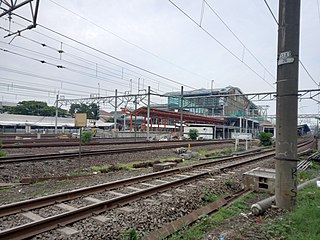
0,82 -> 85,98
168,0 -> 275,89
0,40 -> 122,81
299,60 -> 318,86
317,0 -> 320,24
0,90 -> 60,100
0,46 -> 146,90
48,0 -> 211,83
8,13 -> 196,90
16,33 -> 176,92
263,0 -> 279,25
203,0 -> 275,80
0,65 -> 115,94
0,18 -> 180,93
261,0 -> 319,88
0,77 -> 93,95
0,65 -> 169,105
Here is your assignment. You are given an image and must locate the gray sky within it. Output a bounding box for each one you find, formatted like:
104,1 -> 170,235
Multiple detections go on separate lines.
0,0 -> 319,116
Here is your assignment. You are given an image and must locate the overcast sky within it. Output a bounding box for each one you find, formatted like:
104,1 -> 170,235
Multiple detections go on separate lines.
0,0 -> 319,117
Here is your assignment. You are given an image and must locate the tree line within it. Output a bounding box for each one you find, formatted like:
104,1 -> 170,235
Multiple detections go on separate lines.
0,101 -> 100,120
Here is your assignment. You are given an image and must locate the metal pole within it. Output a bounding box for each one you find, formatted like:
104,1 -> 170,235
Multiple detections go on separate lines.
114,89 -> 118,131
245,118 -> 248,133
134,95 -> 137,142
54,94 -> 58,135
180,86 -> 183,138
78,127 -> 82,173
147,86 -> 151,140
275,0 -> 301,210
211,80 -> 214,92
222,125 -> 225,139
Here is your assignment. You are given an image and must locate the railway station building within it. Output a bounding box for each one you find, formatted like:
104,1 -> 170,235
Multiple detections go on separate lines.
116,86 -> 264,139
161,86 -> 264,138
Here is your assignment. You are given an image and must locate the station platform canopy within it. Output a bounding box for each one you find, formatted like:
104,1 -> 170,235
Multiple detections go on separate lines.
125,107 -> 226,125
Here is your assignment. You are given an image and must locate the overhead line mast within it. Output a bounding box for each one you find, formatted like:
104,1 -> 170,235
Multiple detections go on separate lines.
275,0 -> 301,210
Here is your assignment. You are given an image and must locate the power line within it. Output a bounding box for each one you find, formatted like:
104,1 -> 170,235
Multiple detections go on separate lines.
317,0 -> 320,24
299,60 -> 318,86
48,0 -> 211,83
1,41 -> 173,94
261,0 -> 319,88
10,13 -> 196,90
168,0 -> 275,89
16,33 -> 177,91
0,65 -> 115,94
203,0 -> 275,80
0,82 -> 84,97
0,46 -> 138,90
0,18 -> 181,93
0,90 -> 57,100
0,77 -> 92,95
263,0 -> 278,25
0,40 -> 132,85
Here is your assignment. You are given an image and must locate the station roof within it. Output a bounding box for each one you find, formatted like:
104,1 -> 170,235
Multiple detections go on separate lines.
132,107 -> 226,125
163,86 -> 243,97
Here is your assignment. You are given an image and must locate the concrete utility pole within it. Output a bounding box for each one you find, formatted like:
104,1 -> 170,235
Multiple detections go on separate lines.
275,0 -> 301,209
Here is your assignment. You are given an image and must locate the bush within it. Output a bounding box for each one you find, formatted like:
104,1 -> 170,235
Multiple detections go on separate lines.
259,132 -> 273,146
121,228 -> 140,240
0,142 -> 7,157
188,129 -> 199,140
81,130 -> 93,144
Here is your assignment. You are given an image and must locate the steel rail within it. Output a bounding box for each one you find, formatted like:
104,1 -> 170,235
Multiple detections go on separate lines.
0,138 -> 314,218
2,138 -> 192,148
0,140 -> 233,164
0,152 -> 274,240
0,138 -> 314,239
0,150 -> 274,218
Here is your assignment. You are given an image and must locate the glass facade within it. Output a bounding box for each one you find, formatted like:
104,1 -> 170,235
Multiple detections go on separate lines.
167,87 -> 259,117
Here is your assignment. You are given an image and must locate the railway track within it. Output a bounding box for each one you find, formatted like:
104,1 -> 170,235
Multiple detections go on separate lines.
1,137 -> 148,148
0,138 -> 314,239
0,140 -> 233,164
0,149 -> 274,239
1,138 -> 235,149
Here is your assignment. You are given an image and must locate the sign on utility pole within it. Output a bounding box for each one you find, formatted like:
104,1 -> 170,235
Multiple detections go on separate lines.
275,0 -> 301,210
75,113 -> 87,173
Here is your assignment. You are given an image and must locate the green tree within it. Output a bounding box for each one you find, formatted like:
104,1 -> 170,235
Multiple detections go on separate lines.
259,132 -> 273,146
1,101 -> 68,117
69,103 -> 99,120
188,128 -> 199,140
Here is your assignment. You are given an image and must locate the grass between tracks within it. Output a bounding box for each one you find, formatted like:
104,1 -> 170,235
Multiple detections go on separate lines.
90,146 -> 246,174
0,142 -> 7,157
167,164 -> 320,240
168,193 -> 257,240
